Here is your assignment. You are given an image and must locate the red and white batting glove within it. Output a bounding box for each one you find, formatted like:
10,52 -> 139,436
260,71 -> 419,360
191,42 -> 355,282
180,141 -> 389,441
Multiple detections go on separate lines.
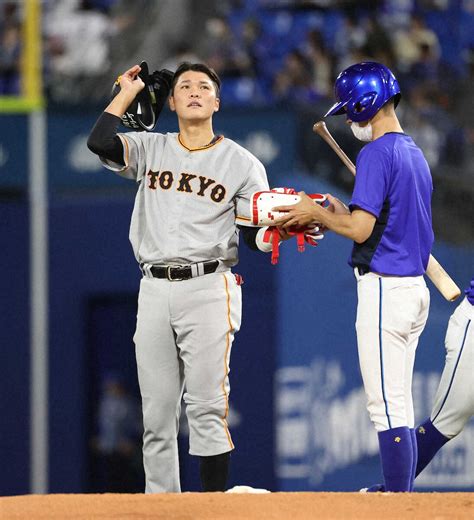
252,187 -> 326,264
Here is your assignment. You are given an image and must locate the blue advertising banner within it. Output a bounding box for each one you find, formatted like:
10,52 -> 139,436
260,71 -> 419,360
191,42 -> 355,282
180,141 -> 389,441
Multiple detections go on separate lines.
0,115 -> 28,189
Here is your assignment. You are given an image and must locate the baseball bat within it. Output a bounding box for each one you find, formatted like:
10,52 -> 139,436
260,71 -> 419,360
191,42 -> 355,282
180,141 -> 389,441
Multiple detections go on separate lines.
313,120 -> 461,302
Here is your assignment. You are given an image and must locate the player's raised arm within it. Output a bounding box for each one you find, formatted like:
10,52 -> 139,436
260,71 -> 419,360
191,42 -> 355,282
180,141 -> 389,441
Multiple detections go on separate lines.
86,65 -> 144,164
105,65 -> 145,118
87,112 -> 125,165
88,62 -> 173,167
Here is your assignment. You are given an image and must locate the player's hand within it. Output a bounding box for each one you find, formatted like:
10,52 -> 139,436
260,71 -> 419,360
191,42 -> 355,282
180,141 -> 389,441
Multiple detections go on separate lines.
315,193 -> 350,233
273,191 -> 324,229
276,226 -> 292,241
326,194 -> 350,215
118,65 -> 145,97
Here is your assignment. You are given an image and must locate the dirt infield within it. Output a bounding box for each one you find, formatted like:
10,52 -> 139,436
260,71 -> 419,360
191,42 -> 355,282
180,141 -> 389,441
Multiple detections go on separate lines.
1,492 -> 473,520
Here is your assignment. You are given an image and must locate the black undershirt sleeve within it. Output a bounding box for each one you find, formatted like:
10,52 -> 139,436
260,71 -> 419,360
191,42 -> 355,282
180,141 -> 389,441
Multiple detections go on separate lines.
238,225 -> 260,250
87,112 -> 125,165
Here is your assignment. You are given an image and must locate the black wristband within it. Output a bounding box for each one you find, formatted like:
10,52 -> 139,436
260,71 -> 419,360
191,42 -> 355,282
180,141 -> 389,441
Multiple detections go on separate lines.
238,225 -> 260,250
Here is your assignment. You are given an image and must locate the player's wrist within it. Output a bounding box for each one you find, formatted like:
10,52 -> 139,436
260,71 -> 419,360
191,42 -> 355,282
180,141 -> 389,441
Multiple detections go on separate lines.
313,205 -> 330,229
106,89 -> 137,117
256,226 -> 278,252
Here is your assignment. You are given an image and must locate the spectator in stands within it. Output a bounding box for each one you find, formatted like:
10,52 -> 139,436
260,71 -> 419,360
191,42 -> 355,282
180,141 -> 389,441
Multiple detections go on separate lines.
363,15 -> 396,68
0,21 -> 20,95
161,42 -> 202,73
111,0 -> 192,76
393,14 -> 440,73
0,0 -> 20,26
198,16 -> 253,78
301,29 -> 333,98
0,1 -> 21,95
240,17 -> 264,78
36,0 -> 473,186
272,49 -> 321,106
403,86 -> 444,169
89,0 -> 118,13
44,0 -> 124,101
334,14 -> 367,62
409,41 -> 440,88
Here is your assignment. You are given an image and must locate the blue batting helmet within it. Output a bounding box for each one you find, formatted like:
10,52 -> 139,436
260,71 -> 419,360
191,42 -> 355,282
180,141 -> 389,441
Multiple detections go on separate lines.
324,62 -> 401,122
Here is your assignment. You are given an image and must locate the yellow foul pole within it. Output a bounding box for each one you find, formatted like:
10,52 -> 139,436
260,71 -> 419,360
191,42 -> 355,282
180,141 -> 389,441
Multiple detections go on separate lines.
1,0 -> 44,112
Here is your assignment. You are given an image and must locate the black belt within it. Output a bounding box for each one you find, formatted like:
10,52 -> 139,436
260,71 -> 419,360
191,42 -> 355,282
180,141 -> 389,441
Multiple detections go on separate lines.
142,260 -> 219,281
357,266 -> 370,276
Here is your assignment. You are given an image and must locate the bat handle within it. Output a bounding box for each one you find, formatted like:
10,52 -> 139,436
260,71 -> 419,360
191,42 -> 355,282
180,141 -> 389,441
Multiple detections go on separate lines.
313,121 -> 356,175
426,255 -> 461,301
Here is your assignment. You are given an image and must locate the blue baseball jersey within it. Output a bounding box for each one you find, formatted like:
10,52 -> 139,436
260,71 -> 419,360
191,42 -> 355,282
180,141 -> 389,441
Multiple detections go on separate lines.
349,132 -> 434,276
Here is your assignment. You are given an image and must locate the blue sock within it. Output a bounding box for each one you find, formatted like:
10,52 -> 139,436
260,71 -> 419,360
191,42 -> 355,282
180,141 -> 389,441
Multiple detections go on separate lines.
410,428 -> 417,491
415,418 -> 449,477
378,426 -> 413,492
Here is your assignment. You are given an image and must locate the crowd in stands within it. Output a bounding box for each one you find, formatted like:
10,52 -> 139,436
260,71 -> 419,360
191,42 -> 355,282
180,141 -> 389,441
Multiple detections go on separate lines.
1,0 -> 473,176
0,1 -> 21,95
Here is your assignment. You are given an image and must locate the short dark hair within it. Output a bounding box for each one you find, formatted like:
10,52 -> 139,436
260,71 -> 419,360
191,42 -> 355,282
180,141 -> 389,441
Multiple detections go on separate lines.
171,62 -> 221,97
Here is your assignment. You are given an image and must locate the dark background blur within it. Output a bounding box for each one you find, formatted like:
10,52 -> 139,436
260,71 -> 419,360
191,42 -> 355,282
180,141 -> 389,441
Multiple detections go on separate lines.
1,0 -> 473,496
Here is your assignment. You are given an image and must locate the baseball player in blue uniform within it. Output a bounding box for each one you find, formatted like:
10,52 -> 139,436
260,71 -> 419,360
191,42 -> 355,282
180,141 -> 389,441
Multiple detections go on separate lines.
274,62 -> 434,492
87,62 -> 284,493
365,277 -> 474,491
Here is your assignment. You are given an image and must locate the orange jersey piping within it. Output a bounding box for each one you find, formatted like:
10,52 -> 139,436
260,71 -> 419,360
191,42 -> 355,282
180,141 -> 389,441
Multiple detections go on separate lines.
222,273 -> 235,450
177,134 -> 224,152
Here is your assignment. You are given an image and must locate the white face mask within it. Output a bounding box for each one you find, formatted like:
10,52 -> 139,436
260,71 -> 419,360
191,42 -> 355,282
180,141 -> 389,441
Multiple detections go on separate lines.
350,122 -> 373,142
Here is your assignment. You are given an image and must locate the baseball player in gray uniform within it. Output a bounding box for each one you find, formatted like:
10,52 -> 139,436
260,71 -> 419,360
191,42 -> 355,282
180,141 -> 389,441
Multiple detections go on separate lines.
364,277 -> 474,491
87,62 -> 281,493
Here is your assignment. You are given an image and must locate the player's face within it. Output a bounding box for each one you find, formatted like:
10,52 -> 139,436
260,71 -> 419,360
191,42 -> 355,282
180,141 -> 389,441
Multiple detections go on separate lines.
169,71 -> 220,122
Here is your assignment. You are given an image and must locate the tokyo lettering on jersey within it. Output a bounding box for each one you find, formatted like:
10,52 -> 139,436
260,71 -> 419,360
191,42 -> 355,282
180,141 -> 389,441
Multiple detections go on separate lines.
349,132 -> 434,276
101,131 -> 269,266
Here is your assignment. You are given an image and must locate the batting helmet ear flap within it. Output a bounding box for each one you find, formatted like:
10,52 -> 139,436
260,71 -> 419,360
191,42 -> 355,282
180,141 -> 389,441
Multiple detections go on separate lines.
349,92 -> 379,119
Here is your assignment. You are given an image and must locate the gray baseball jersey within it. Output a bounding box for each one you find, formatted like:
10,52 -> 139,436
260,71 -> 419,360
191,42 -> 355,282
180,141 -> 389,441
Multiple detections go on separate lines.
99,131 -> 269,492
102,132 -> 269,265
